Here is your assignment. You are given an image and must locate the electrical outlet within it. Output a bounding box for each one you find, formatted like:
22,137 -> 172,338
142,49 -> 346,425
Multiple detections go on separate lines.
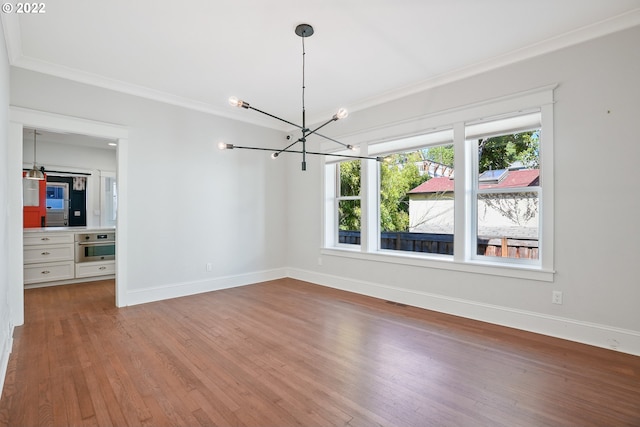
317,257 -> 323,266
206,263 -> 212,272
552,290 -> 563,305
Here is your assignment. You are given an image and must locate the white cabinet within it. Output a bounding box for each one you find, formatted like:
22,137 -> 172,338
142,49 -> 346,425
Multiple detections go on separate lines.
24,261 -> 75,284
75,261 -> 115,279
24,230 -> 116,286
23,232 -> 75,285
24,243 -> 74,264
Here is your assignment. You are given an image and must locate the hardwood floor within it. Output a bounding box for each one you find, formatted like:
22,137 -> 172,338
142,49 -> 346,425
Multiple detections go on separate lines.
0,278 -> 639,427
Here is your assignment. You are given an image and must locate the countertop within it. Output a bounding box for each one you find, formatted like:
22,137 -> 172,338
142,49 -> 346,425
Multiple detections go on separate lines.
24,226 -> 116,234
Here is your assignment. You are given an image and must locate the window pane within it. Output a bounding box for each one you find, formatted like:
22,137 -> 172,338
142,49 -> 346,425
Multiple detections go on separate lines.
477,191 -> 539,259
339,160 -> 360,197
382,145 -> 454,255
46,186 -> 65,210
22,178 -> 40,206
473,125 -> 541,261
338,199 -> 361,245
477,129 -> 540,188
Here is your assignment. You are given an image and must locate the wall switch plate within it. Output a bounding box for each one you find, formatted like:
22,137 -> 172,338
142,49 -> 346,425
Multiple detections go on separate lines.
552,290 -> 563,305
206,263 -> 212,272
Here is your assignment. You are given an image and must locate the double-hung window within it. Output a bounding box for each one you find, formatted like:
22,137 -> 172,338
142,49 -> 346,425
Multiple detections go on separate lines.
467,111 -> 541,262
323,86 -> 555,281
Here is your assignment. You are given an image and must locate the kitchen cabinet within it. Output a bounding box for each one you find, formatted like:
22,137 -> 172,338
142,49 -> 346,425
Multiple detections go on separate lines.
75,261 -> 116,279
23,232 -> 74,284
24,228 -> 116,286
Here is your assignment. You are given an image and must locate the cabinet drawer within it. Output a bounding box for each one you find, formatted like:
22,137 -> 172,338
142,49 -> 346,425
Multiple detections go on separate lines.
24,244 -> 74,264
24,233 -> 74,246
24,261 -> 74,284
75,261 -> 115,278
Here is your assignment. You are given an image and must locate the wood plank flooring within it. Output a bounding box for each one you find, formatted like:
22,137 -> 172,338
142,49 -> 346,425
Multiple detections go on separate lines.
0,278 -> 639,426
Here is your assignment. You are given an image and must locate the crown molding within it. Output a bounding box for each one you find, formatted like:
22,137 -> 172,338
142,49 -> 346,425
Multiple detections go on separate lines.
344,8 -> 640,117
3,9 -> 639,131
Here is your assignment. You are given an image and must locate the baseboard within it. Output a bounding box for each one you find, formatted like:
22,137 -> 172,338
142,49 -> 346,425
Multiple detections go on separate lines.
125,268 -> 288,306
0,322 -> 14,400
287,267 -> 640,356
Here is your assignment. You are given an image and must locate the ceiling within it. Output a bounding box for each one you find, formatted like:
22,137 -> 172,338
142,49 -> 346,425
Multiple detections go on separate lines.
3,1 -> 640,131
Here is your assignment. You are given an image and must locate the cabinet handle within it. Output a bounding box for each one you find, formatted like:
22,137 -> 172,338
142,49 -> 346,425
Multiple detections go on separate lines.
41,270 -> 50,274
99,266 -> 106,270
41,252 -> 50,255
41,237 -> 50,241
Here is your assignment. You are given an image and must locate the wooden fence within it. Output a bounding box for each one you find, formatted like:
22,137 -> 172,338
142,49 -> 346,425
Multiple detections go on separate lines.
339,231 -> 538,259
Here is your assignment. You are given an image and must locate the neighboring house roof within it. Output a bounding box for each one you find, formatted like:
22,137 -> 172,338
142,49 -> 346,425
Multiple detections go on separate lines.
409,169 -> 539,194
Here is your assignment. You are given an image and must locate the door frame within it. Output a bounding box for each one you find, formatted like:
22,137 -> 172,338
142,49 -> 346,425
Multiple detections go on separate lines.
8,106 -> 129,326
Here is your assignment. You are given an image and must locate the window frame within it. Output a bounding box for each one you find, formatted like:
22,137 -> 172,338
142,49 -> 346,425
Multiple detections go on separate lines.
322,85 -> 556,282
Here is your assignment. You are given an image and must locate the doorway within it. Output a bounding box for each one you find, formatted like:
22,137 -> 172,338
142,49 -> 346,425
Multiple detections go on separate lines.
8,107 -> 129,327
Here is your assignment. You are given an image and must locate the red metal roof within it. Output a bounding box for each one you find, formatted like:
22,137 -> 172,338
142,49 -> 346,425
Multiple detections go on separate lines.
409,169 -> 539,194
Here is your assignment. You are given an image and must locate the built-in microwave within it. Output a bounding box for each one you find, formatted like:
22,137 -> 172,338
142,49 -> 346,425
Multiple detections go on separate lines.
75,232 -> 115,263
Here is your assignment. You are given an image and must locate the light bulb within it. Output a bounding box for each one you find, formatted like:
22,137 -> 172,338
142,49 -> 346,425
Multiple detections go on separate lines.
218,142 -> 227,150
347,145 -> 357,151
271,153 -> 279,159
229,97 -> 249,109
335,108 -> 348,120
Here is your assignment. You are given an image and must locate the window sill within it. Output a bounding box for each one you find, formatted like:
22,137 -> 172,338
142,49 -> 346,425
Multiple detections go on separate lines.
320,247 -> 555,282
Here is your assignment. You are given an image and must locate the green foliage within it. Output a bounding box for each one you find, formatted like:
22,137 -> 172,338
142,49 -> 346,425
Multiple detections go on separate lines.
339,160 -> 360,197
423,144 -> 454,167
338,161 -> 361,231
479,130 -> 539,172
380,152 -> 429,232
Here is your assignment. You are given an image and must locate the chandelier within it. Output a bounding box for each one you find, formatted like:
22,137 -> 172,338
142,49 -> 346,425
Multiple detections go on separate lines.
219,24 -> 383,170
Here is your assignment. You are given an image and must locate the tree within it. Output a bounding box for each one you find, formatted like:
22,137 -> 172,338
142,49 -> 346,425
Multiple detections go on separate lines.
478,131 -> 539,172
423,144 -> 454,167
338,160 -> 361,231
380,152 -> 429,231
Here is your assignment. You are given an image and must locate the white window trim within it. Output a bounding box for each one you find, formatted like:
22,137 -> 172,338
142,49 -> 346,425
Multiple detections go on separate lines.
322,85 -> 556,282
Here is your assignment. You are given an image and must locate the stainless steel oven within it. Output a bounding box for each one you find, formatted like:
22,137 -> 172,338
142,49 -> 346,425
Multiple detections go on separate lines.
75,232 -> 116,262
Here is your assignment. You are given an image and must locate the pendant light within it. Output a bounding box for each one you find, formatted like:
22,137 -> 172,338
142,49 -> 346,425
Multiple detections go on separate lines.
25,129 -> 44,180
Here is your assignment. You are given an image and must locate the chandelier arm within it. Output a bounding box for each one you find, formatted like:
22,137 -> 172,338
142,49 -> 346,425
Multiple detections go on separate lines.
305,117 -> 338,140
310,131 -> 352,149
273,137 -> 303,157
305,151 -> 384,162
247,105 -> 304,130
229,144 -> 383,162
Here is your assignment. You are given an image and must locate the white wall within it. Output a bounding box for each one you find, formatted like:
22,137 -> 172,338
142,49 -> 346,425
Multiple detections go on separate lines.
287,26 -> 640,354
22,139 -> 116,172
0,18 -> 13,396
10,70 -> 288,304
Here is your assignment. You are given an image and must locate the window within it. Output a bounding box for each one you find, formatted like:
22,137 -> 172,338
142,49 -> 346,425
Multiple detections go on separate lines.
323,86 -> 554,280
46,183 -> 67,210
336,160 -> 361,246
469,118 -> 540,261
467,111 -> 541,263
379,142 -> 455,255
